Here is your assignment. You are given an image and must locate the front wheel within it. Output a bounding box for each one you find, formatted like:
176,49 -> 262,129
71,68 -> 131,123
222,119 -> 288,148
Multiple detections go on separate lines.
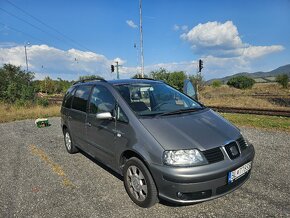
63,128 -> 78,154
123,157 -> 158,208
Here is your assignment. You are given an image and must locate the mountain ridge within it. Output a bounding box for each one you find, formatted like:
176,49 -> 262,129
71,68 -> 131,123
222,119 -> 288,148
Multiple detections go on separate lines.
207,64 -> 290,83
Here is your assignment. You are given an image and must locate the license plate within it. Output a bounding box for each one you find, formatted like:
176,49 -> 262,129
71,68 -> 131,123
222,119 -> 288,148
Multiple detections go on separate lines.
228,162 -> 252,184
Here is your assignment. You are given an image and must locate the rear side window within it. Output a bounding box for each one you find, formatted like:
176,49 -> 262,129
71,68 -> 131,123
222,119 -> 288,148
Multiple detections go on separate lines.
62,87 -> 75,108
71,85 -> 92,112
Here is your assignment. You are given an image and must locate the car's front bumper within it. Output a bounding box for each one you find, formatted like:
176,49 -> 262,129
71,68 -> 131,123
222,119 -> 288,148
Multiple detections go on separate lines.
150,144 -> 255,204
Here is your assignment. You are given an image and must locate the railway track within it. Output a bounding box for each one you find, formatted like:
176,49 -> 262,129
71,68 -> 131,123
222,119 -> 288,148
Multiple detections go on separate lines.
209,106 -> 290,117
45,96 -> 290,117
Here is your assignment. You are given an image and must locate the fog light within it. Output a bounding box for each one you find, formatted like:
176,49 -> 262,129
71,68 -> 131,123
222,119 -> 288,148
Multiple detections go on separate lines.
177,192 -> 183,199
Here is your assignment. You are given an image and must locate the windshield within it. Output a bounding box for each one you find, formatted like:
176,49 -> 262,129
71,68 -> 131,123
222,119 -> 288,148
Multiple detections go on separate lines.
114,82 -> 203,116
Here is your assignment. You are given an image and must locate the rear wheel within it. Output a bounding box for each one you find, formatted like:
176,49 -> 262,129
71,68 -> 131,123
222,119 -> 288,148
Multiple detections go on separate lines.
123,157 -> 158,208
63,128 -> 78,154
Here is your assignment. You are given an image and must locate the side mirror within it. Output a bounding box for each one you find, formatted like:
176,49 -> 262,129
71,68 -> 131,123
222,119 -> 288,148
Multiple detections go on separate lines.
183,79 -> 197,101
96,112 -> 113,120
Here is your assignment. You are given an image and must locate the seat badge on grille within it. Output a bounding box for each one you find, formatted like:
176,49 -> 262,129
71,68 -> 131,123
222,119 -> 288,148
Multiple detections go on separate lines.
229,145 -> 239,156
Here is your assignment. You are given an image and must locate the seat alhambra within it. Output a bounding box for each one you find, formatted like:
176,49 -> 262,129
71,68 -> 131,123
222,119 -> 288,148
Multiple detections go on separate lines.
61,78 -> 255,208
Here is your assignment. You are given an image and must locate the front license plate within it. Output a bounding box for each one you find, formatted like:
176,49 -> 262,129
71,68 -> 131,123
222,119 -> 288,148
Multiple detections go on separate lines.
228,162 -> 252,184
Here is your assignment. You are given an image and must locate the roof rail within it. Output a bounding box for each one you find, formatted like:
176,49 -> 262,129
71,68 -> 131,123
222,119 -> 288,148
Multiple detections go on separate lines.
73,78 -> 107,85
134,77 -> 156,81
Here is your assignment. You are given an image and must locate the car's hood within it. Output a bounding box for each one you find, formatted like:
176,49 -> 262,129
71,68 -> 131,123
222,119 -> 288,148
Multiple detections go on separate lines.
139,109 -> 240,151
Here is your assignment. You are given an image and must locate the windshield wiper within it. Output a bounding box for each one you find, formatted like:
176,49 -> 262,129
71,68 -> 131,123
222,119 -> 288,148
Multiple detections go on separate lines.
159,107 -> 204,116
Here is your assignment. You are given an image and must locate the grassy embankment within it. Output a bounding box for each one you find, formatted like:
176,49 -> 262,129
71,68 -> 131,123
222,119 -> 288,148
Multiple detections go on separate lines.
0,104 -> 60,123
0,103 -> 289,132
199,83 -> 290,110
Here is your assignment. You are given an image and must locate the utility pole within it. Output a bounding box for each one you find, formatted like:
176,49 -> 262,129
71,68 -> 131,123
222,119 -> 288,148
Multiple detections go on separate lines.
115,61 -> 119,79
139,0 -> 144,78
24,43 -> 29,72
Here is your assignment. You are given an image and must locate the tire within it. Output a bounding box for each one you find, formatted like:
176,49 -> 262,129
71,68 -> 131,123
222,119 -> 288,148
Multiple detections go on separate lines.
63,128 -> 78,154
123,157 -> 158,208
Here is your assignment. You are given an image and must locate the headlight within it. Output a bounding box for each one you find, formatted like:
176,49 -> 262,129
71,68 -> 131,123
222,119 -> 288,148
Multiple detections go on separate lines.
163,149 -> 207,167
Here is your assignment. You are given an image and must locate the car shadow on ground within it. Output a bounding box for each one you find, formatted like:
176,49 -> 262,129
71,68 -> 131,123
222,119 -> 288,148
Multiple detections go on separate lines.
79,150 -> 123,181
78,149 -> 203,208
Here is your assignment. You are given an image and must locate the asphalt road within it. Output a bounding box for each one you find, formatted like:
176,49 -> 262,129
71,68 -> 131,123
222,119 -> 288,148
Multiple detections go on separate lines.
0,117 -> 289,217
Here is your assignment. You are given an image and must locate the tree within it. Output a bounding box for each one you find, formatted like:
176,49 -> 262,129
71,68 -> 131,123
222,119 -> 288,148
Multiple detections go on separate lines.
150,68 -> 187,91
42,76 -> 55,94
227,76 -> 255,89
167,71 -> 187,91
0,64 -> 35,103
150,68 -> 169,82
276,74 -> 289,88
212,80 -> 222,88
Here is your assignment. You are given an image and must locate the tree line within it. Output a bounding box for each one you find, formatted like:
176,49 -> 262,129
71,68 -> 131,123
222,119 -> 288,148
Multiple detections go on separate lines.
0,64 -> 72,106
0,63 -> 288,106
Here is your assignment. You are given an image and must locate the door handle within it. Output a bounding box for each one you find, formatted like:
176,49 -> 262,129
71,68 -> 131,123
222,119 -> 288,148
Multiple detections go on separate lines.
85,122 -> 92,127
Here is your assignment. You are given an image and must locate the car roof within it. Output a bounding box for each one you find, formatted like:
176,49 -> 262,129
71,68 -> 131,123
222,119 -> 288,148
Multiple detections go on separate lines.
73,78 -> 163,87
108,79 -> 162,85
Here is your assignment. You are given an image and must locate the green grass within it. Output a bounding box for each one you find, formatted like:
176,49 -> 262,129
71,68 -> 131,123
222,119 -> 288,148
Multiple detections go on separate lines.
222,113 -> 290,132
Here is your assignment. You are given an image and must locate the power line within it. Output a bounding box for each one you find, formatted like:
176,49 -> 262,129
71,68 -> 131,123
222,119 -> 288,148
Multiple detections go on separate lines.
5,0 -> 95,52
0,7 -> 70,46
0,22 -> 46,44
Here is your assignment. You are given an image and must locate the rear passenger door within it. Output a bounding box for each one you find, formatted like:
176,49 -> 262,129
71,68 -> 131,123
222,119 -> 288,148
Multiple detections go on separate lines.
69,85 -> 92,149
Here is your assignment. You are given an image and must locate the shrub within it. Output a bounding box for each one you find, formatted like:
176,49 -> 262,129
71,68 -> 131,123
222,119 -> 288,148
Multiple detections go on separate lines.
14,99 -> 32,108
212,80 -> 222,88
37,98 -> 49,107
227,76 -> 255,89
276,74 -> 289,88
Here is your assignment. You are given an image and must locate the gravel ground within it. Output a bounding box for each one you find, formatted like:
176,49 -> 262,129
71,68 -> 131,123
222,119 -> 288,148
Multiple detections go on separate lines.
0,117 -> 289,217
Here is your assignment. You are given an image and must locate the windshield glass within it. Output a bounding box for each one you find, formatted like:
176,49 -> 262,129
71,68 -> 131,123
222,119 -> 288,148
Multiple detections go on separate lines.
114,82 -> 203,116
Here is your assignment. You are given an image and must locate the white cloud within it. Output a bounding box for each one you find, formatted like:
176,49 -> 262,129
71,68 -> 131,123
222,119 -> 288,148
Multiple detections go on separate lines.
173,24 -> 188,32
181,21 -> 284,59
126,20 -> 138,29
237,45 -> 284,59
181,25 -> 188,32
181,21 -> 242,50
113,57 -> 126,65
0,44 -> 130,80
173,24 -> 180,31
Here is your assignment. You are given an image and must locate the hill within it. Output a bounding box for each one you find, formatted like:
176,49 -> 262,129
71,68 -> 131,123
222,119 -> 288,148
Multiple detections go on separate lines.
208,64 -> 290,84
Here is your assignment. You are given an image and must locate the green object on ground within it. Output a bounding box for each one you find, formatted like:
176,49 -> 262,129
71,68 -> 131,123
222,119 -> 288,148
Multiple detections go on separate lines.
35,118 -> 51,128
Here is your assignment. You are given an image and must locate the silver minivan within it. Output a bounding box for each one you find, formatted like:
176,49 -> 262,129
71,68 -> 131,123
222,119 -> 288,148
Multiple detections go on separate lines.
61,78 -> 255,208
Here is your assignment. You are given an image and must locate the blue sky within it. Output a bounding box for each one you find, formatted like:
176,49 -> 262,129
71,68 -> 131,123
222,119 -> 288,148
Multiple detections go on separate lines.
0,0 -> 289,80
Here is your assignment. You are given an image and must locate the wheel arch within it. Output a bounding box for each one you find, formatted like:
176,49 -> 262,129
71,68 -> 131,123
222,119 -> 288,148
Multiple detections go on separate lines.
119,150 -> 151,175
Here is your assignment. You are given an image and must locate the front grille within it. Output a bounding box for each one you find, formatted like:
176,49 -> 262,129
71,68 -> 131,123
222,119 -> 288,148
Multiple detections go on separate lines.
237,137 -> 247,150
202,147 -> 224,164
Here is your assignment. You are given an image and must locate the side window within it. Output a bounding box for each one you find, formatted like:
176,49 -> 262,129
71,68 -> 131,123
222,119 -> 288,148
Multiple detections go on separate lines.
89,85 -> 116,114
117,106 -> 129,123
62,87 -> 75,108
71,85 -> 92,112
89,85 -> 128,123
